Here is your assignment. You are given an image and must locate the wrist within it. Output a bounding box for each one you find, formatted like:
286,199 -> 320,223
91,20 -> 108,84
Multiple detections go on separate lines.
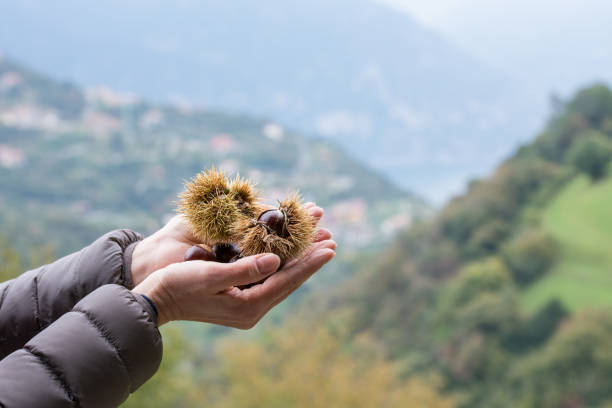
130,235 -> 159,286
132,270 -> 174,326
140,293 -> 159,318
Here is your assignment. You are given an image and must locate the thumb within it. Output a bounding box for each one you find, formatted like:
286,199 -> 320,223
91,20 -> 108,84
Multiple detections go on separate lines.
206,253 -> 281,291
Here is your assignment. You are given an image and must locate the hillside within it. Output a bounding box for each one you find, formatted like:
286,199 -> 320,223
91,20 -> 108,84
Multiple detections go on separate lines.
0,55 -> 449,407
0,55 -> 426,259
127,85 -> 612,408
523,175 -> 612,311
298,83 -> 612,408
0,0 -> 538,201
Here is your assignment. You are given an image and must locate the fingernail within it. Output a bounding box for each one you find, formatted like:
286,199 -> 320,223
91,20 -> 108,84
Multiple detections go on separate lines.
256,254 -> 280,273
314,248 -> 335,262
308,207 -> 322,216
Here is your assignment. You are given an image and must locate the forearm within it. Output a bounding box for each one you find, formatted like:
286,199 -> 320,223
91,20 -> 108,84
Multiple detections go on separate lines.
0,230 -> 143,358
0,284 -> 162,408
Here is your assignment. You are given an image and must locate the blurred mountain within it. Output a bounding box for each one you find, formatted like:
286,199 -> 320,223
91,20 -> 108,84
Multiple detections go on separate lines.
379,0 -> 612,98
0,55 -> 427,256
0,0 -> 540,202
314,83 -> 612,407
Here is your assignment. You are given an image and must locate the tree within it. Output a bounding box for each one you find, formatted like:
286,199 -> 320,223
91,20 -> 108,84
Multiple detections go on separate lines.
435,258 -> 519,390
0,237 -> 54,282
0,237 -> 21,282
503,299 -> 568,351
568,84 -> 612,125
509,310 -> 612,407
466,219 -> 510,257
568,131 -> 612,181
440,158 -> 560,256
502,229 -> 558,285
205,324 -> 455,408
125,322 -> 455,408
439,258 -> 512,311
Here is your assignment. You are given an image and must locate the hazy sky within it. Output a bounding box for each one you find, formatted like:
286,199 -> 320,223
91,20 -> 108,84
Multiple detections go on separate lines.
375,0 -> 612,96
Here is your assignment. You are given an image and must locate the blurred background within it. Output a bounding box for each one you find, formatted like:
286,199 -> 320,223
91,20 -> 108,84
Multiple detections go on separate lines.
1,1 -> 611,406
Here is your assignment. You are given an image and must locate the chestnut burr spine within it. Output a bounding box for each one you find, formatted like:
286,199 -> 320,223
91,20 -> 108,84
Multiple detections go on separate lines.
178,167 -> 258,243
236,193 -> 315,263
178,168 -> 314,264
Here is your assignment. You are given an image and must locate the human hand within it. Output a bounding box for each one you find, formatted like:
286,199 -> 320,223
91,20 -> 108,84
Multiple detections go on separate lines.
132,227 -> 335,327
130,203 -> 324,286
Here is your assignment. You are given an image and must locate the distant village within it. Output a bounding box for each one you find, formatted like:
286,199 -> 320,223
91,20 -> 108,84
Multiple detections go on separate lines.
0,66 -> 420,249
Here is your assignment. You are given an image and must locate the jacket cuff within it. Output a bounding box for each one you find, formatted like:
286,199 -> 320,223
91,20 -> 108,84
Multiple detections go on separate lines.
122,240 -> 141,289
138,294 -> 159,321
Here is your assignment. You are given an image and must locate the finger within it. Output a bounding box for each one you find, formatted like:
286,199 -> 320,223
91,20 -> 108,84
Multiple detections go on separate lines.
312,228 -> 332,243
167,214 -> 202,244
184,309 -> 253,329
205,253 -> 281,291
282,239 -> 337,270
240,243 -> 335,304
307,206 -> 323,222
303,202 -> 316,209
304,239 -> 337,255
266,248 -> 335,309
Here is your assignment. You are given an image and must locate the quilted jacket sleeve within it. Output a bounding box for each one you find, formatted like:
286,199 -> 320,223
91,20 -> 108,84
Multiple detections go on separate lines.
0,229 -> 143,359
0,284 -> 163,408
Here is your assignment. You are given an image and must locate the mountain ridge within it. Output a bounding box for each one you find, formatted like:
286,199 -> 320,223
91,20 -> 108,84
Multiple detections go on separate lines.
0,0 -> 539,201
0,54 -> 427,257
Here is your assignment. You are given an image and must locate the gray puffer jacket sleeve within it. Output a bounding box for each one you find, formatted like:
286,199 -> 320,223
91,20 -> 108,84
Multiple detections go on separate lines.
0,229 -> 143,358
0,284 -> 163,407
0,230 -> 163,407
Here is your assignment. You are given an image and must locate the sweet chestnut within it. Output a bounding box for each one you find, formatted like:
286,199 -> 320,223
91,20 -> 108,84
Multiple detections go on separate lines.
258,209 -> 288,238
184,245 -> 216,262
212,243 -> 242,263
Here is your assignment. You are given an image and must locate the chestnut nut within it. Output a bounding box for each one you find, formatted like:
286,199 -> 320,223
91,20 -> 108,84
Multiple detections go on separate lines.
184,245 -> 216,262
258,209 -> 288,238
212,243 -> 242,263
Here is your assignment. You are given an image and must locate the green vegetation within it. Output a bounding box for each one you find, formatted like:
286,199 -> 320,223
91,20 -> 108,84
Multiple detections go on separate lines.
5,55 -> 612,408
1,57 -> 443,407
124,322 -> 455,408
319,83 -> 612,407
0,56 -> 426,262
0,237 -> 22,282
523,175 -> 612,311
508,310 -> 612,408
502,228 -> 558,286
0,237 -> 54,282
568,131 -> 612,180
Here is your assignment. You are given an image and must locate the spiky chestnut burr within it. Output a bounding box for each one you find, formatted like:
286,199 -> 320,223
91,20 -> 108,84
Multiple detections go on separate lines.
178,168 -> 258,243
235,193 -> 315,264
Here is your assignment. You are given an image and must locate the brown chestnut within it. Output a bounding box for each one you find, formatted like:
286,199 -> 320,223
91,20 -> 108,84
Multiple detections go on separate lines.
212,243 -> 242,263
258,209 -> 288,237
184,245 -> 216,262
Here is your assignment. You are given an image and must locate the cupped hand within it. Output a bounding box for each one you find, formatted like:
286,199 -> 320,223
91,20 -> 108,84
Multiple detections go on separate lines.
132,227 -> 335,328
130,203 -> 324,286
